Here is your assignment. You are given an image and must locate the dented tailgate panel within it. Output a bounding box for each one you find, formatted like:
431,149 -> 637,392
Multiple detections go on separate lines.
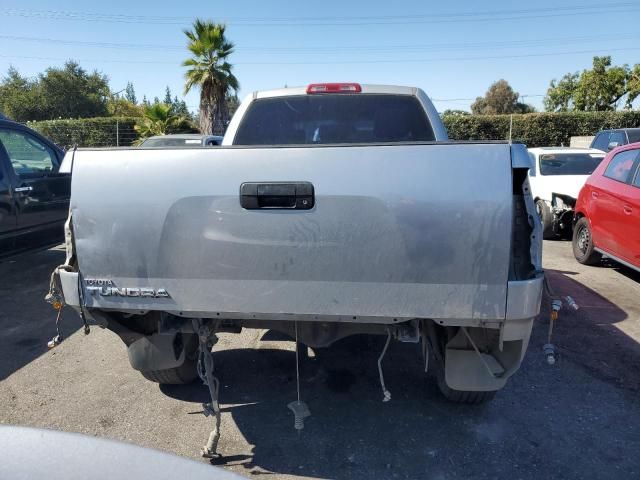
70,143 -> 513,321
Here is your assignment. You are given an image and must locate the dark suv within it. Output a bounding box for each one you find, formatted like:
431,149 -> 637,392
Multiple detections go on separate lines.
0,118 -> 70,257
590,128 -> 640,152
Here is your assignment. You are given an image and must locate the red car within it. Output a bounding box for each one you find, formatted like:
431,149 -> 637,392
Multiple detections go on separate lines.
573,142 -> 640,271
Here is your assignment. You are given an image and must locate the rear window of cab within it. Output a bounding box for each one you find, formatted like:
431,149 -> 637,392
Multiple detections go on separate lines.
232,94 -> 435,145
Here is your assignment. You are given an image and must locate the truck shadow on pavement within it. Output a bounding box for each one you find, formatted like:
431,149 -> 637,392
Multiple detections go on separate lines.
163,339 -> 499,478
0,247 -> 78,380
161,284 -> 640,480
544,268 -> 640,392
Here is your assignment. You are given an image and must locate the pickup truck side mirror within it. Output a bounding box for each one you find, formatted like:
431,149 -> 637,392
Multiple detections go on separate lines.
607,141 -> 620,151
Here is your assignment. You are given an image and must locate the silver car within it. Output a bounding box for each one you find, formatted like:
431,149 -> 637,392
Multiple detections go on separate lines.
139,134 -> 223,148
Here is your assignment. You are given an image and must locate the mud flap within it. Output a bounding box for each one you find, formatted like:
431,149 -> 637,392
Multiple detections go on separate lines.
444,349 -> 507,392
127,333 -> 186,372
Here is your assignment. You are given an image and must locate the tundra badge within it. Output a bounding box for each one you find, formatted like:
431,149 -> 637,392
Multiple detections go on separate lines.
85,279 -> 170,298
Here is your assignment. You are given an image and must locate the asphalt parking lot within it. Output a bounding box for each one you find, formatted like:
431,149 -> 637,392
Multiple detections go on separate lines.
1,241 -> 639,479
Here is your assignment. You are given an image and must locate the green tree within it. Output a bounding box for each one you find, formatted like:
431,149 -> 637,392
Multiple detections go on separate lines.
544,56 -> 640,111
38,61 -> 110,119
134,103 -> 191,141
106,97 -> 144,117
0,62 -> 110,121
0,67 -> 43,121
471,80 -> 535,115
543,73 -> 579,112
227,94 -> 240,118
172,95 -> 192,119
125,82 -> 137,104
183,20 -> 239,134
164,86 -> 173,105
628,64 -> 640,105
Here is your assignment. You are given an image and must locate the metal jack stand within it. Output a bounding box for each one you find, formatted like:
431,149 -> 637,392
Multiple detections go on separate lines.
45,265 -> 75,348
195,322 -> 222,458
288,321 -> 310,431
543,300 -> 562,365
543,274 -> 579,365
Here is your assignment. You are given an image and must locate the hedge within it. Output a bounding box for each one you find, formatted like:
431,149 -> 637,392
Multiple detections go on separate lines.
27,117 -> 140,148
24,111 -> 640,150
442,111 -> 640,147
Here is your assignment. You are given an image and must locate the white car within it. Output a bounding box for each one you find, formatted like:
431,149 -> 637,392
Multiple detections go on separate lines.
528,147 -> 605,239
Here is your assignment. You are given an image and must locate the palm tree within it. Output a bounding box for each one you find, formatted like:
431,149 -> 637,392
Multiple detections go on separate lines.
134,103 -> 188,142
183,20 -> 239,135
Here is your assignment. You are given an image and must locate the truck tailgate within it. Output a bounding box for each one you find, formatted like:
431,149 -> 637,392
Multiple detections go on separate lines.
70,143 -> 513,321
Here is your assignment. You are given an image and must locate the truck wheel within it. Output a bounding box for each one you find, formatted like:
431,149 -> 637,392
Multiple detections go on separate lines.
535,200 -> 555,240
572,217 -> 602,266
140,334 -> 199,385
141,361 -> 198,385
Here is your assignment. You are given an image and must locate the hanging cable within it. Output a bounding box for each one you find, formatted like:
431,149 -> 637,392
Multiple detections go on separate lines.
378,328 -> 392,402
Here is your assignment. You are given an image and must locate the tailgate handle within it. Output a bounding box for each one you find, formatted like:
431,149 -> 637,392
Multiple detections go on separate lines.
240,182 -> 314,210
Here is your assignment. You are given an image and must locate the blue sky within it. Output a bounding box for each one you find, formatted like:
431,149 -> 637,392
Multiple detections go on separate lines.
1,0 -> 639,113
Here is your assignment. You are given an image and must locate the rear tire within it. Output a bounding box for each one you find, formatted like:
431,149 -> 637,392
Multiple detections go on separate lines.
141,361 -> 198,384
572,217 -> 602,266
536,199 -> 555,240
140,333 -> 199,385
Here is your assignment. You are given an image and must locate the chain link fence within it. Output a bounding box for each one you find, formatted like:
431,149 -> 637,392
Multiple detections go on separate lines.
26,117 -> 140,149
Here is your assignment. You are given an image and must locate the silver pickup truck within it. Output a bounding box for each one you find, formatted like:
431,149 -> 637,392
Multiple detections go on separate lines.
52,84 -> 542,436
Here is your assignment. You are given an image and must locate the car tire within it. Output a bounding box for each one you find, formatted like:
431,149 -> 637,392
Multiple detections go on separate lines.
140,334 -> 199,385
536,199 -> 555,240
572,217 -> 602,266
